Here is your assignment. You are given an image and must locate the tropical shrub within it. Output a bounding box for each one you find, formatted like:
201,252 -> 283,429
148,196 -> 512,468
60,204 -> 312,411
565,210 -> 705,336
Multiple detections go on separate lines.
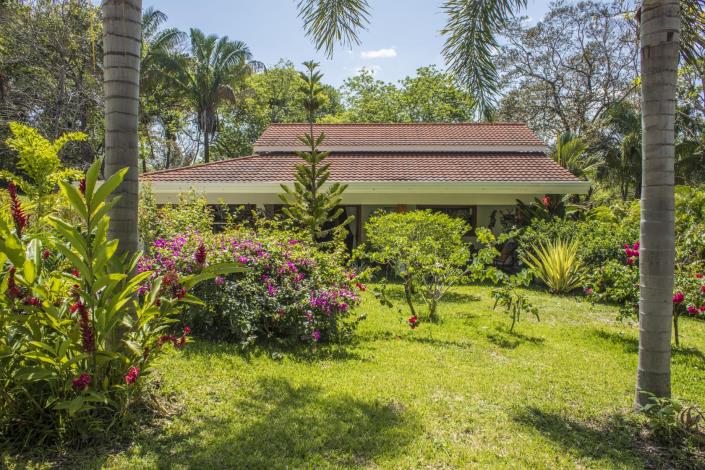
139,227 -> 364,346
356,210 -> 471,322
521,238 -> 585,293
0,160 -> 231,446
491,270 -> 539,333
0,122 -> 85,225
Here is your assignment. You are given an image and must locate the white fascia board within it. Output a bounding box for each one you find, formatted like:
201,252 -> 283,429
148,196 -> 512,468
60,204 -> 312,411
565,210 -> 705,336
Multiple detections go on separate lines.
145,180 -> 591,195
252,145 -> 549,153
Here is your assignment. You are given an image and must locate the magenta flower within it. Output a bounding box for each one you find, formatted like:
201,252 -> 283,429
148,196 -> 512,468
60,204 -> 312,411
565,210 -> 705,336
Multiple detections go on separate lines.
311,330 -> 321,342
8,183 -> 27,235
673,292 -> 685,304
124,366 -> 140,385
215,276 -> 225,286
72,373 -> 91,391
194,242 -> 207,265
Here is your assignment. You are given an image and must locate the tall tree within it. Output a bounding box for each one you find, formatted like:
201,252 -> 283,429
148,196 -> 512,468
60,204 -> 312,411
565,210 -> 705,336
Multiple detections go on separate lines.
279,61 -> 351,243
635,0 -> 680,407
550,132 -> 597,180
163,29 -> 261,163
102,0 -> 142,257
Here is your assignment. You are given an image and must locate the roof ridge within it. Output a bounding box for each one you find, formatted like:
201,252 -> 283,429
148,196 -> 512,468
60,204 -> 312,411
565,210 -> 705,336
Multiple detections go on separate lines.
264,122 -> 528,126
141,155 -> 260,177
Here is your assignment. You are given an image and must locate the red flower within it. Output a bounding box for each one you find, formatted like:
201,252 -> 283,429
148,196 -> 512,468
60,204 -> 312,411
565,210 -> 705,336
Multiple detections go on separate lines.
70,267 -> 80,277
696,273 -> 703,279
71,302 -> 95,352
7,183 -> 28,235
72,373 -> 91,391
6,266 -> 23,298
542,195 -> 551,207
701,285 -> 705,294
408,315 -> 418,329
194,242 -> 207,265
700,306 -> 705,312
672,292 -> 685,304
124,366 -> 140,385
687,305 -> 698,315
626,257 -> 635,266
42,249 -> 51,260
355,282 -> 366,292
24,296 -> 41,307
183,326 -> 191,335
78,178 -> 86,195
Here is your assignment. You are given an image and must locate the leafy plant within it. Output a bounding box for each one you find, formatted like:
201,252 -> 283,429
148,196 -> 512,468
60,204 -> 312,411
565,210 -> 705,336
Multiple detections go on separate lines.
521,238 -> 585,293
1,122 -> 85,223
641,393 -> 705,446
0,159 -> 232,446
491,270 -> 539,333
356,210 -> 471,322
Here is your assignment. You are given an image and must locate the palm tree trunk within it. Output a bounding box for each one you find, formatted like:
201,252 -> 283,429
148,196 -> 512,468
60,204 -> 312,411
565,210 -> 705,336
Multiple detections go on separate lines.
102,0 -> 142,258
635,0 -> 680,407
204,130 -> 210,163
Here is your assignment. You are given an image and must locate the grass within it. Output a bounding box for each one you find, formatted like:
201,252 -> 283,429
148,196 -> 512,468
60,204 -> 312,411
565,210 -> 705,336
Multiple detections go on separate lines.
4,284 -> 705,469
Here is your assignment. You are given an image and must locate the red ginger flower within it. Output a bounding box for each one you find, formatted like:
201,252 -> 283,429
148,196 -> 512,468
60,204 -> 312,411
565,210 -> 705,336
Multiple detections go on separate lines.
78,178 -> 86,195
72,373 -> 91,391
194,242 -> 207,265
71,301 -> 95,352
124,366 -> 140,385
7,183 -> 27,235
6,266 -> 23,299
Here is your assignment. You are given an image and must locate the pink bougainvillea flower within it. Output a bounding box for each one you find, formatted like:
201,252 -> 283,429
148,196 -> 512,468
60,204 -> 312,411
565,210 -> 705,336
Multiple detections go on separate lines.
311,330 -> 321,342
672,292 -> 685,304
626,257 -> 635,266
72,373 -> 91,391
214,276 -> 225,286
408,315 -> 418,329
124,366 -> 140,385
687,305 -> 699,315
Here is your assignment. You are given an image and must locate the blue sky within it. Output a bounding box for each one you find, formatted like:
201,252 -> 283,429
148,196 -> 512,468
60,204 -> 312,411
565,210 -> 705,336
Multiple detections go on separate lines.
140,0 -> 553,87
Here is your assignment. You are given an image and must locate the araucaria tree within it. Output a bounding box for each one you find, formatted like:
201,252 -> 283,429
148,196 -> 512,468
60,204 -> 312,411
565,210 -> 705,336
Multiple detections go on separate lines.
279,61 -> 352,243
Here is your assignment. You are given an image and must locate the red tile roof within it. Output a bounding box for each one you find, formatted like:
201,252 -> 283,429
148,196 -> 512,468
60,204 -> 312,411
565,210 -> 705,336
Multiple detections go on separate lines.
141,152 -> 580,183
253,123 -> 545,149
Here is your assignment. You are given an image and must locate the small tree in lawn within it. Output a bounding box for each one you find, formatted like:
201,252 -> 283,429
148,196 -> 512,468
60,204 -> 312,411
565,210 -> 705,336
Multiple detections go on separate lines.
279,61 -> 352,244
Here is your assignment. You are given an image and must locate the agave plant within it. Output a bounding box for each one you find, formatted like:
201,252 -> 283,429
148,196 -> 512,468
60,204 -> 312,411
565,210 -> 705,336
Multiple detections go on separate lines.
521,239 -> 585,293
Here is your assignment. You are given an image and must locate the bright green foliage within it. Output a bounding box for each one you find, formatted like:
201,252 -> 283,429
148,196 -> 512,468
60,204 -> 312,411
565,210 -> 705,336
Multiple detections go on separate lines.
0,159 -> 231,446
357,210 -> 471,321
279,61 -> 352,244
138,187 -> 214,247
491,270 -> 539,333
550,132 -> 598,179
521,239 -> 585,293
640,393 -> 705,447
2,122 -> 85,220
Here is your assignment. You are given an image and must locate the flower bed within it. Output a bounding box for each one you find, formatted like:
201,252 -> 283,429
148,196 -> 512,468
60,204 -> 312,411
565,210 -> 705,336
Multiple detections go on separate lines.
139,231 -> 364,345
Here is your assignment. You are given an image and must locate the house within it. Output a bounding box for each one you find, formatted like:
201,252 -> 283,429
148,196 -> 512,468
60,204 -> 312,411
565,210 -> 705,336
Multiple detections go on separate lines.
141,123 -> 590,246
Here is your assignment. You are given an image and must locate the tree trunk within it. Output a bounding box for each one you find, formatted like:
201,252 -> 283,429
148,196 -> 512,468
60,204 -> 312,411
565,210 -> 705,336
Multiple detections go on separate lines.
635,0 -> 680,408
204,129 -> 210,163
102,0 -> 141,258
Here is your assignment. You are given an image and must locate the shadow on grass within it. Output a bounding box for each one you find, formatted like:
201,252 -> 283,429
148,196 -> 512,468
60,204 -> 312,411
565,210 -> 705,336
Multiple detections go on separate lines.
181,338 -> 367,364
378,285 -> 481,305
590,329 -> 705,365
365,330 -> 475,350
486,329 -> 545,350
513,406 -> 704,468
141,377 -> 417,468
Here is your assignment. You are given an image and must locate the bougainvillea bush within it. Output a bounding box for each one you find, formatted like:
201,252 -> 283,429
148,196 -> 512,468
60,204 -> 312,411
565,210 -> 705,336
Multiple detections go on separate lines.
0,160 -> 230,446
139,228 -> 365,346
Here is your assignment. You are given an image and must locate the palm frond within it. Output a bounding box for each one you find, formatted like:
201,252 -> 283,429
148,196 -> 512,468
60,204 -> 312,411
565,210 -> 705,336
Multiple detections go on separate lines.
441,0 -> 526,118
296,0 -> 371,58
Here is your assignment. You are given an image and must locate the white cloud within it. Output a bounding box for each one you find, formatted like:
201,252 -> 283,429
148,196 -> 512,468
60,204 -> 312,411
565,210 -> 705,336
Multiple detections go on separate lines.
360,48 -> 397,59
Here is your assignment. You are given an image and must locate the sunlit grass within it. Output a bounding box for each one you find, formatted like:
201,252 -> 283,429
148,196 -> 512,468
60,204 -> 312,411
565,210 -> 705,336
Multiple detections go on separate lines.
5,284 -> 705,469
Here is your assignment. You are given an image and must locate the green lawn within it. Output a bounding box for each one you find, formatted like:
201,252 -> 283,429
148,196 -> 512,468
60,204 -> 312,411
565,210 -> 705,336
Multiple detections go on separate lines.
6,285 -> 705,469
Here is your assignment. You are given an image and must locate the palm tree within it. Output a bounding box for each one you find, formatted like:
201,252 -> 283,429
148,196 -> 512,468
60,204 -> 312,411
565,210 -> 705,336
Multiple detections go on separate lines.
635,0 -> 680,407
550,132 -> 598,180
593,103 -> 642,200
163,29 -> 263,163
294,0 -> 682,407
102,0 -> 142,258
139,7 -> 185,172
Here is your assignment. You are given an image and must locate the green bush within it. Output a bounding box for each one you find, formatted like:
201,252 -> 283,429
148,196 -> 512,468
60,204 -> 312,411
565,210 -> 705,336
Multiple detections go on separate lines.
356,210 -> 471,322
0,160 -> 229,446
139,221 -> 364,346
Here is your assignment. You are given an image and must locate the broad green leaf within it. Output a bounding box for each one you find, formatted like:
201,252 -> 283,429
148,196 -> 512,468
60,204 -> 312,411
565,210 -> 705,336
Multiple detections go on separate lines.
58,180 -> 88,220
92,168 -> 128,208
